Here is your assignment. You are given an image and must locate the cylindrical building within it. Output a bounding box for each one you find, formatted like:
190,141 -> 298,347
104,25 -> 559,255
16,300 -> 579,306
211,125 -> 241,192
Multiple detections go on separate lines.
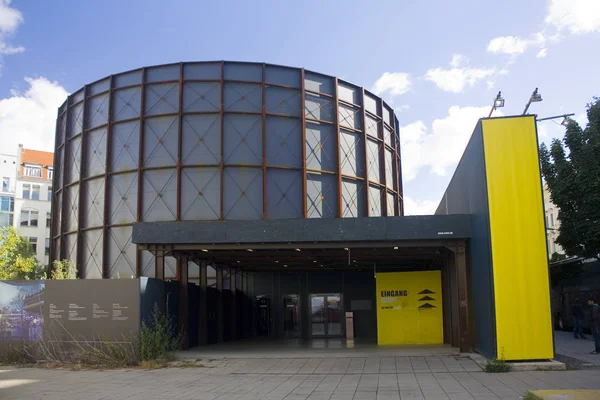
51,61 -> 403,279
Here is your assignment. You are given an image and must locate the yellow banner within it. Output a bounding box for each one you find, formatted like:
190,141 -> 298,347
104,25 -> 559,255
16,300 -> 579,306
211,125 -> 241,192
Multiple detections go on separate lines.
376,271 -> 443,345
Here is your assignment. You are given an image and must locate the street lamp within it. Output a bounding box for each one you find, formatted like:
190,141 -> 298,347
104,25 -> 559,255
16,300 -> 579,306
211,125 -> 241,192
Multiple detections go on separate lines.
523,88 -> 542,115
488,91 -> 505,118
561,116 -> 571,127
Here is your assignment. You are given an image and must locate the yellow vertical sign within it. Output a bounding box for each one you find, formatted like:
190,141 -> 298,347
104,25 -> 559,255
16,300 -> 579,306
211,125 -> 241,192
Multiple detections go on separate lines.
482,117 -> 553,360
376,271 -> 443,345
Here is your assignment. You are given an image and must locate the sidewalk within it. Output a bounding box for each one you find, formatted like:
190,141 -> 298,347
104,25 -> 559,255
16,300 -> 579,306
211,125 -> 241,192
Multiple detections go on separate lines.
554,330 -> 600,367
2,362 -> 600,400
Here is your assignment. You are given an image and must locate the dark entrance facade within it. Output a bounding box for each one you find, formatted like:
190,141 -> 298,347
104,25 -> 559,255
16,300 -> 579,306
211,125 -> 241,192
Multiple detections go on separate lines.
132,215 -> 472,352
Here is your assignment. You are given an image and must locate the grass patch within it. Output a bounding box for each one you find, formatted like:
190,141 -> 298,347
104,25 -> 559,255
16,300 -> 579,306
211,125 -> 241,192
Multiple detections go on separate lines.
484,349 -> 512,373
0,306 -> 184,370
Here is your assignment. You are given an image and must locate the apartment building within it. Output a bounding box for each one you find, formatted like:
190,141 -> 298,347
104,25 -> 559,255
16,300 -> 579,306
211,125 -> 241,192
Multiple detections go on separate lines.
543,184 -> 564,257
14,145 -> 54,267
0,153 -> 17,229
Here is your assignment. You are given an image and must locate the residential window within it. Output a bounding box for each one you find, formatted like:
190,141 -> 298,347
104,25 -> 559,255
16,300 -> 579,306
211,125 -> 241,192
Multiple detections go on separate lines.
47,168 -> 53,180
0,213 -> 12,228
32,185 -> 40,200
1,196 -> 14,212
48,187 -> 52,202
2,177 -> 8,192
20,209 -> 39,227
550,214 -> 554,228
22,184 -> 41,200
46,212 -> 51,228
24,164 -> 42,178
45,238 -> 50,256
29,237 -> 37,253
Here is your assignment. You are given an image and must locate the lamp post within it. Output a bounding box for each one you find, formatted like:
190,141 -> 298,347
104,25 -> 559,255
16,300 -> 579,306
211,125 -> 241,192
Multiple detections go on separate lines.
488,91 -> 505,118
523,88 -> 542,115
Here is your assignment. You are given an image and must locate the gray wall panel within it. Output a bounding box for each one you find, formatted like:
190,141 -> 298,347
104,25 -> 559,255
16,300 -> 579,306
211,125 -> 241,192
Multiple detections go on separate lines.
109,173 -> 138,225
266,170 -> 302,219
145,83 -> 179,115
306,122 -> 336,172
142,169 -> 177,222
111,121 -> 140,171
114,70 -> 142,88
86,127 -> 107,177
183,82 -> 221,112
223,167 -> 263,220
107,226 -> 137,279
436,122 -> 496,358
143,116 -> 179,168
266,116 -> 302,168
183,62 -> 221,80
82,229 -> 103,279
224,114 -> 262,165
181,168 -> 220,220
182,115 -> 220,165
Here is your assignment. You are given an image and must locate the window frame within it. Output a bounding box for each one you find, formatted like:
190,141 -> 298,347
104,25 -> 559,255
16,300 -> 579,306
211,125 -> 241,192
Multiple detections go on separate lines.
47,167 -> 54,180
24,164 -> 42,178
20,209 -> 39,227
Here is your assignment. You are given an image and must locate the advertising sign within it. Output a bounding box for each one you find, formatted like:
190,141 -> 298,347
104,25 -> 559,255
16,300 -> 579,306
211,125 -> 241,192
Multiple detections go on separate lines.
376,271 -> 443,345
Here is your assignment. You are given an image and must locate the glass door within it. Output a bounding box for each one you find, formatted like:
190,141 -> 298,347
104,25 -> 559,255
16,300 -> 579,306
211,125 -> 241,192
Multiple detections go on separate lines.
310,293 -> 343,337
282,294 -> 300,338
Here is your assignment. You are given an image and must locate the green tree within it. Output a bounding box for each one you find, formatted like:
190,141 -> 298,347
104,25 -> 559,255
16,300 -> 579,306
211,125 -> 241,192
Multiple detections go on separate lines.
50,259 -> 77,280
0,226 -> 45,280
539,97 -> 600,259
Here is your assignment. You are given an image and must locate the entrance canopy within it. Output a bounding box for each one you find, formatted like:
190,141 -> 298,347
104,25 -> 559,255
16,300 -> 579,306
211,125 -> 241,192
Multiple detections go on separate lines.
132,215 -> 472,269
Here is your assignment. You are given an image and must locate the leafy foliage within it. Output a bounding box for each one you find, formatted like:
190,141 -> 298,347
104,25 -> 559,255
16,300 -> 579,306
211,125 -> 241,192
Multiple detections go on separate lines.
51,259 -> 77,280
140,304 -> 183,361
540,98 -> 600,259
0,226 -> 45,280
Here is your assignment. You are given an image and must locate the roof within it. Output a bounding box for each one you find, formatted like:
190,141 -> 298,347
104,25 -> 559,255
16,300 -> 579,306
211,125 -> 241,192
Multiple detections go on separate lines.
19,146 -> 54,180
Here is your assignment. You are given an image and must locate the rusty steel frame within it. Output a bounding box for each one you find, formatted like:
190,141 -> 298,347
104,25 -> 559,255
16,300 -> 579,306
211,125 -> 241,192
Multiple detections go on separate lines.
379,98 -> 388,216
334,78 -> 342,217
51,61 -> 403,276
76,85 -> 89,278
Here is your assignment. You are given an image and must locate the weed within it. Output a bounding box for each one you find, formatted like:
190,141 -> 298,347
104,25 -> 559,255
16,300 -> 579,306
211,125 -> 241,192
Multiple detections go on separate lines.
484,349 -> 512,373
140,305 -> 183,362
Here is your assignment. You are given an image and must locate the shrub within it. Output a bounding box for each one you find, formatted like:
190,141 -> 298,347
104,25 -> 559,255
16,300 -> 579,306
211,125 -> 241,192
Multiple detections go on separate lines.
140,304 -> 183,361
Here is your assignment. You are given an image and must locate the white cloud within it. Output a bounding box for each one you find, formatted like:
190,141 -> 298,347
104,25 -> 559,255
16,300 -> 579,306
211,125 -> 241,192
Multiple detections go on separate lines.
487,33 -> 546,58
395,105 -> 410,112
372,72 -> 411,96
403,197 -> 439,216
487,36 -> 530,55
0,77 -> 69,153
536,48 -> 548,58
400,105 -> 499,181
424,55 -> 497,93
545,0 -> 600,34
0,0 -> 24,71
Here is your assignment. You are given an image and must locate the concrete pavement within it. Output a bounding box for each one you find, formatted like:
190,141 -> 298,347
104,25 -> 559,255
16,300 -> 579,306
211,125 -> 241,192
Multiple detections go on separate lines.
2,357 -> 600,400
554,330 -> 600,367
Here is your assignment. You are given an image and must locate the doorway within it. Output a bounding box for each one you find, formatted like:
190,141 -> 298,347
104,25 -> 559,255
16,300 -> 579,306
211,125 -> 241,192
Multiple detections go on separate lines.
310,294 -> 343,337
282,294 -> 300,338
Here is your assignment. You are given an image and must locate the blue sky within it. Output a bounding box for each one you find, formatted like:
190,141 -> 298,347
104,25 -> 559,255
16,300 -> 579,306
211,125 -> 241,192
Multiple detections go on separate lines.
0,0 -> 598,214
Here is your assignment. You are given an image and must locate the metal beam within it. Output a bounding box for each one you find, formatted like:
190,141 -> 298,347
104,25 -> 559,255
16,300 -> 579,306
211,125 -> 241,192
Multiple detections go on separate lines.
102,75 -> 114,279
178,254 -> 189,349
300,69 -> 307,218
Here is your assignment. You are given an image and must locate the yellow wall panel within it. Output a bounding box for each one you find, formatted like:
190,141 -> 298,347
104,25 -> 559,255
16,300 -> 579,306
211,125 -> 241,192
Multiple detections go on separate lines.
482,117 -> 554,360
376,271 -> 443,345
